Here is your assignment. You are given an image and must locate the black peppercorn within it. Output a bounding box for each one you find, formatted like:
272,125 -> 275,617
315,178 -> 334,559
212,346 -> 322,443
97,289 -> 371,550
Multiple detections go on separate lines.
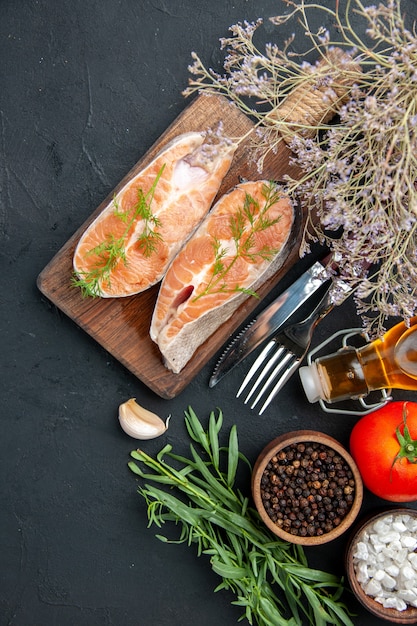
260,441 -> 355,538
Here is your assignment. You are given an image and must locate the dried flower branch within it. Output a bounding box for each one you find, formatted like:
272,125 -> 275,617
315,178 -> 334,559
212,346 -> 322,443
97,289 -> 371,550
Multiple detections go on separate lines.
183,0 -> 417,336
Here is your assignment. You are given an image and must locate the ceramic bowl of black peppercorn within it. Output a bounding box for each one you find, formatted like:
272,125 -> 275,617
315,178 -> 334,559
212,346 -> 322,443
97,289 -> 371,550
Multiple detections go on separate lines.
252,430 -> 363,546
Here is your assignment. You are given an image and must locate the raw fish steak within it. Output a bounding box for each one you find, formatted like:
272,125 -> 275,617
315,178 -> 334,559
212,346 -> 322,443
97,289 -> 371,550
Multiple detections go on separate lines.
150,180 -> 295,373
73,130 -> 237,297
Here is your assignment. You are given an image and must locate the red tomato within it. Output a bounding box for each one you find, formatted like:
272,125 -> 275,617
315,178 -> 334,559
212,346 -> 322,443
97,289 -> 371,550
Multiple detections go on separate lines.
349,401 -> 417,502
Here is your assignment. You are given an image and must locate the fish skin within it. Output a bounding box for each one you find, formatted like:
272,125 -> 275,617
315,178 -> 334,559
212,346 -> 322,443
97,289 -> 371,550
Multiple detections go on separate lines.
73,130 -> 237,297
150,180 -> 296,374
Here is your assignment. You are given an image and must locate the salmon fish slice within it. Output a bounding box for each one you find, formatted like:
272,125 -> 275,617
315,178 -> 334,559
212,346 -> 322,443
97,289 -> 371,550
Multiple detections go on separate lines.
150,180 -> 295,373
73,129 -> 237,297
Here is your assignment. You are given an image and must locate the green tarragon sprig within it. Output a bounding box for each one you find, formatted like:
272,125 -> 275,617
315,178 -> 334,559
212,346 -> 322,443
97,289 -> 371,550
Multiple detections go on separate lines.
194,182 -> 283,301
72,165 -> 165,297
128,407 -> 354,626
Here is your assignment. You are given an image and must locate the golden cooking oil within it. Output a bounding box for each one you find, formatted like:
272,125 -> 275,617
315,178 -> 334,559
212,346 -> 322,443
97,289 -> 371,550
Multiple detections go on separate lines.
299,318 -> 417,404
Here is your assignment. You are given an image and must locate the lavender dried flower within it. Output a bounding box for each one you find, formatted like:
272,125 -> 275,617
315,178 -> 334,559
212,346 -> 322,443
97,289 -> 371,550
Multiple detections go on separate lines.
183,0 -> 417,337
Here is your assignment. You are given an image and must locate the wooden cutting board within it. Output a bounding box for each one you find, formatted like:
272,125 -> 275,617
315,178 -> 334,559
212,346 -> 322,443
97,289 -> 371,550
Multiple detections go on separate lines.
37,94 -> 304,399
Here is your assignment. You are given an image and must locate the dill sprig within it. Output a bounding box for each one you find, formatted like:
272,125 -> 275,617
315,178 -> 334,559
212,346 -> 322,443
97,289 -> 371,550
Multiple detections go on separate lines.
184,0 -> 417,337
72,234 -> 127,297
128,407 -> 353,626
194,182 -> 282,301
72,165 -> 165,297
123,165 -> 165,257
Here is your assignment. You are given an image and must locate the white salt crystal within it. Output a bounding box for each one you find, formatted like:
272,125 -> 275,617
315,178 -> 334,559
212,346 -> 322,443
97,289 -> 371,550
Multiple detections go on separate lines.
393,520 -> 407,533
369,533 -> 383,550
353,541 -> 369,560
386,563 -> 400,577
394,548 -> 408,564
404,579 -> 417,590
374,569 -> 386,581
398,588 -> 417,604
387,539 -> 402,552
383,542 -> 401,560
401,564 -> 415,580
364,578 -> 382,596
374,517 -> 392,532
405,518 -> 417,532
382,547 -> 395,560
381,573 -> 397,590
356,561 -> 369,584
380,596 -> 408,611
380,531 -> 400,544
402,535 -> 417,550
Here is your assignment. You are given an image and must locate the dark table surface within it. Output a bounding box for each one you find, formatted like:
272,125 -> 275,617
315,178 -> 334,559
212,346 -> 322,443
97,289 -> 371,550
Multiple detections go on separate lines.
2,1 -> 417,625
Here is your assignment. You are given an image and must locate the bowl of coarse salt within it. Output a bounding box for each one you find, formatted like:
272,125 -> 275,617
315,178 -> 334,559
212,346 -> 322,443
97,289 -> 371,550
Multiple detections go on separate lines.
346,508 -> 417,623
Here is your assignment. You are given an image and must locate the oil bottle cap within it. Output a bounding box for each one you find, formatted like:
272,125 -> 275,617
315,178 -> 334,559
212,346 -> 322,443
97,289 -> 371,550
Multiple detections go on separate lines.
299,363 -> 323,403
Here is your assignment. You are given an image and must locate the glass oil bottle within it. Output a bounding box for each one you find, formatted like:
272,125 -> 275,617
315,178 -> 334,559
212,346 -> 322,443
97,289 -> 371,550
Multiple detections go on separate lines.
299,317 -> 417,404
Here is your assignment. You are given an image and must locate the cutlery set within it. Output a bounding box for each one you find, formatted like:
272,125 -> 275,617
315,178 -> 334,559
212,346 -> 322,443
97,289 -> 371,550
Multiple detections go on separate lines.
210,253 -> 354,413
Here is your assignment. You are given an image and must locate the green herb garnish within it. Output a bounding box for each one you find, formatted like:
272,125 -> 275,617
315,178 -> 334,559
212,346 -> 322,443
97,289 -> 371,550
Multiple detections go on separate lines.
72,164 -> 165,297
129,407 -> 353,626
194,182 -> 282,301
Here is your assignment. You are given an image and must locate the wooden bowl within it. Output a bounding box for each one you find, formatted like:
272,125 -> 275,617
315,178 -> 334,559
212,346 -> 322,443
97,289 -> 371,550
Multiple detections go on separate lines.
345,508 -> 417,623
252,430 -> 363,546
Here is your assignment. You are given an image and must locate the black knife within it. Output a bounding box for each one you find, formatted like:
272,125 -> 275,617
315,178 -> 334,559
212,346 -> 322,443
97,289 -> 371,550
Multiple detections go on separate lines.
209,254 -> 334,387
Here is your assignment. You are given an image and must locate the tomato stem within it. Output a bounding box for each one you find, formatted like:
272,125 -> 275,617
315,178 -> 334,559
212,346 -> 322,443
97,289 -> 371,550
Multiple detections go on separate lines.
391,403 -> 417,479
